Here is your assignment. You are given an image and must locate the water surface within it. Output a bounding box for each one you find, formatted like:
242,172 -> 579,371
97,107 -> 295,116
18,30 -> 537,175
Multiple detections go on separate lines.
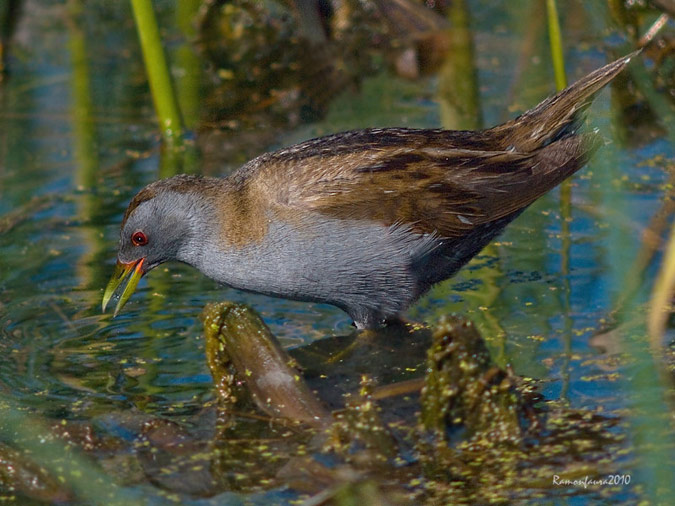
0,0 -> 673,503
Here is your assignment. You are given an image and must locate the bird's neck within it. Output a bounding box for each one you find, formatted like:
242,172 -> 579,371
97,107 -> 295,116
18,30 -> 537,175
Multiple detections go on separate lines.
174,179 -> 270,276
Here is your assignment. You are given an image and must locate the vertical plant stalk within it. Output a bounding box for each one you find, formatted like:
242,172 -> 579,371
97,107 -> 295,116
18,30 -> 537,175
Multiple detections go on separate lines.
546,0 -> 573,400
130,0 -> 183,144
67,0 -> 105,296
546,0 -> 567,91
647,220 -> 675,350
422,2 -> 509,355
174,0 -> 202,131
128,0 -> 185,396
438,0 -> 482,131
636,8 -> 675,351
437,0 -> 507,352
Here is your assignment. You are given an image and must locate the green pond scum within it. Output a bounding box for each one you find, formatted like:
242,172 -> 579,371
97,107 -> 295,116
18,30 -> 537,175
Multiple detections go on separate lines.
192,303 -> 645,504
420,316 -> 524,442
202,302 -> 329,426
1,0 -> 674,504
0,300 -> 650,503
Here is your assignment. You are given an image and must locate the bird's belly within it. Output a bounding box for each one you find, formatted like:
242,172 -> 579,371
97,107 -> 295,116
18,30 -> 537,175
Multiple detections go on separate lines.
197,216 -> 438,316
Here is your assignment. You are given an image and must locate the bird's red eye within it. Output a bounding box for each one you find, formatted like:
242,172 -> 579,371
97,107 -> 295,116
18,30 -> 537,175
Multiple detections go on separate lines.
131,231 -> 148,246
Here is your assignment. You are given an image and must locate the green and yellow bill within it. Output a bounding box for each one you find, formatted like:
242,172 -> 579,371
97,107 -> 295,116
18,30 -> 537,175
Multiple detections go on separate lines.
102,258 -> 145,316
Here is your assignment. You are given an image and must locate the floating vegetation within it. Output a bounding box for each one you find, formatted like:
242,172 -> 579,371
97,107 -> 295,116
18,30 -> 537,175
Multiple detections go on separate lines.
1,1 -> 673,504
192,305 -> 645,503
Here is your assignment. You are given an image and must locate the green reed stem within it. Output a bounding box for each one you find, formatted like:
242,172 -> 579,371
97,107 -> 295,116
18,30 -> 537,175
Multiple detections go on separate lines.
546,0 -> 573,401
130,0 -> 183,144
546,0 -> 567,90
439,0 -> 482,130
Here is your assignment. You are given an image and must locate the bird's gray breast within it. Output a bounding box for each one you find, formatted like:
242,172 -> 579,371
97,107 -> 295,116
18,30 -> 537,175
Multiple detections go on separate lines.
194,214 -> 439,316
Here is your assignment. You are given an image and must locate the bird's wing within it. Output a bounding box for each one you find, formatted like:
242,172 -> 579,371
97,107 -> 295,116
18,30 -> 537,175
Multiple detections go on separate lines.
243,128 -> 586,238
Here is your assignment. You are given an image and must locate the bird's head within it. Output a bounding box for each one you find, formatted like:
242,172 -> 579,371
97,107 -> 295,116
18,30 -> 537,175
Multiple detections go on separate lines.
102,175 -> 217,316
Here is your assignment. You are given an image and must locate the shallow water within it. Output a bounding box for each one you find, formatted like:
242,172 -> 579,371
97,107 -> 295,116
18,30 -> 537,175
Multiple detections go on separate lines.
0,0 -> 673,503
